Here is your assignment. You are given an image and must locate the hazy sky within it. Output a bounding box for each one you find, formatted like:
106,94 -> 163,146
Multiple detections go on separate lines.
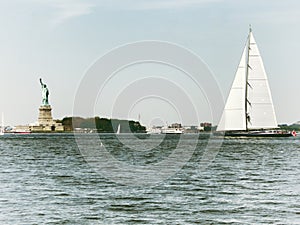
1,0 -> 300,127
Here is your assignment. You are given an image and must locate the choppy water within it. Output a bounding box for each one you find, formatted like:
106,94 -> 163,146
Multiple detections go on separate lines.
0,134 -> 299,224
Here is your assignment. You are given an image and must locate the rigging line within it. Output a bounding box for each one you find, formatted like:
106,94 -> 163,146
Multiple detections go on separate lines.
247,82 -> 252,89
247,99 -> 252,107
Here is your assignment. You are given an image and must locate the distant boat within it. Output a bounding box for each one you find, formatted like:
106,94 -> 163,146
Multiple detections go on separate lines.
0,113 -> 4,135
116,124 -> 121,134
11,125 -> 31,134
146,126 -> 162,134
13,130 -> 31,134
217,27 -> 295,137
161,127 -> 183,134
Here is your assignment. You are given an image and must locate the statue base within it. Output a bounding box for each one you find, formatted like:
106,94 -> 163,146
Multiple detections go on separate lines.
21,104 -> 65,132
38,105 -> 53,125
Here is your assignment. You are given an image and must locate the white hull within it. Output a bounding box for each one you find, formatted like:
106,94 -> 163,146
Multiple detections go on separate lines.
146,129 -> 161,134
161,128 -> 183,134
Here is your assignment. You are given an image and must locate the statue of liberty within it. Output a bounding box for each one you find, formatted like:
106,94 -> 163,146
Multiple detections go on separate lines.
39,78 -> 49,105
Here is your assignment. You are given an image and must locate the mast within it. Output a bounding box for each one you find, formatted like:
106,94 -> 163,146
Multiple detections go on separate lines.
245,25 -> 252,131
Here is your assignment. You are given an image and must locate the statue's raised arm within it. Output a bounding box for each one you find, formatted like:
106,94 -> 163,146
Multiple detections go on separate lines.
39,78 -> 44,86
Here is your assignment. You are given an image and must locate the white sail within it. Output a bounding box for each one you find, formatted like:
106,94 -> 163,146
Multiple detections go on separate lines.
116,124 -> 121,134
217,42 -> 247,131
217,28 -> 278,131
246,32 -> 278,129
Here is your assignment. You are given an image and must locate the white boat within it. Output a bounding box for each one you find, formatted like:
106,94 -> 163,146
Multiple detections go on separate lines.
217,27 -> 294,137
13,129 -> 31,134
146,126 -> 162,134
161,127 -> 183,134
0,113 -> 4,135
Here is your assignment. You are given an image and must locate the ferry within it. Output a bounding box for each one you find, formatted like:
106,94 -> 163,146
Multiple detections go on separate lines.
161,127 -> 184,134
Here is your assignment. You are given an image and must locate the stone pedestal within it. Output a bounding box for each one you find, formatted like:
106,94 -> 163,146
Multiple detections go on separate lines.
38,105 -> 53,126
33,105 -> 64,132
15,105 -> 64,132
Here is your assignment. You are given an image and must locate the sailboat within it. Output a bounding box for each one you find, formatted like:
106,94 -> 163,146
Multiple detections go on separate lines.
116,124 -> 121,134
217,27 -> 294,137
0,113 -> 5,135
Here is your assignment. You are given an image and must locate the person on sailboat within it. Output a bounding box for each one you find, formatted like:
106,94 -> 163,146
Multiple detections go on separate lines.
246,113 -> 251,124
40,78 -> 49,105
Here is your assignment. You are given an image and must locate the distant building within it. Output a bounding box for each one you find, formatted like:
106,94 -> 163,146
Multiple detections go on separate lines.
184,125 -> 199,134
170,123 -> 182,128
200,122 -> 212,132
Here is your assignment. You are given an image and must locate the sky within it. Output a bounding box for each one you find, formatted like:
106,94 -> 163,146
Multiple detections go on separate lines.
0,0 -> 300,127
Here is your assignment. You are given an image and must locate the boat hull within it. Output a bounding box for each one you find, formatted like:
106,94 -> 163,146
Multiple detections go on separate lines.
215,130 -> 294,137
161,130 -> 183,134
13,132 -> 31,134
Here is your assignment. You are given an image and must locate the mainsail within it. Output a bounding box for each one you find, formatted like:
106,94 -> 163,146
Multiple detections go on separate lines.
217,28 -> 278,131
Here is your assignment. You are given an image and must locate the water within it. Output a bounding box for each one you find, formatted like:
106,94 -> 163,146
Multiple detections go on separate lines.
0,134 -> 299,224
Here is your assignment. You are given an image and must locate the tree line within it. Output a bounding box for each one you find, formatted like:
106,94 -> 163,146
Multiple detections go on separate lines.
60,117 -> 146,133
